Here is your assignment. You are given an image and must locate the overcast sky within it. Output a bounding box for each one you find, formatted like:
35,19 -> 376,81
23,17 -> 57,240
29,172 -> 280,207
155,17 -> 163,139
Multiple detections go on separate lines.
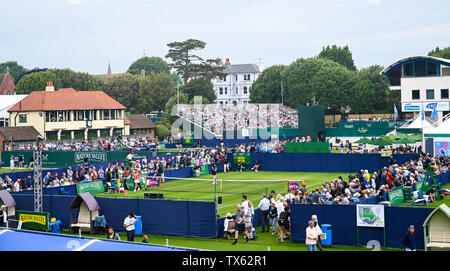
1,0 -> 450,74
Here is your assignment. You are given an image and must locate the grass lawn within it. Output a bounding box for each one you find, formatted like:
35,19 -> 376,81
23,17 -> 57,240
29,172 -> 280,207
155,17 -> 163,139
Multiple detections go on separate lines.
62,225 -> 400,251
96,171 -> 349,217
0,168 -> 32,174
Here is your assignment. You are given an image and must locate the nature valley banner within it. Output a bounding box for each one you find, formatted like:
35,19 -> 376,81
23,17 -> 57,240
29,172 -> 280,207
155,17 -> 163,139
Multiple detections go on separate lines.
16,211 -> 50,231
233,153 -> 251,165
74,152 -> 108,165
387,188 -> 404,205
76,180 -> 105,194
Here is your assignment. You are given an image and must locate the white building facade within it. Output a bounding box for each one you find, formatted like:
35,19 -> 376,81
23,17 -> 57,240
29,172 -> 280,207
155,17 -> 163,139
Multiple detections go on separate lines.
213,59 -> 264,107
381,56 -> 450,119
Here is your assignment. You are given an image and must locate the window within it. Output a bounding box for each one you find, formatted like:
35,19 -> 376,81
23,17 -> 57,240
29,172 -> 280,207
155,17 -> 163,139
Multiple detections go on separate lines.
412,90 -> 420,100
427,62 -> 438,76
235,75 -> 238,81
219,87 -> 223,95
243,87 -> 248,94
415,61 -> 426,77
426,89 -> 434,100
443,67 -> 450,76
19,114 -> 27,123
441,89 -> 449,99
225,87 -> 227,95
404,63 -> 414,76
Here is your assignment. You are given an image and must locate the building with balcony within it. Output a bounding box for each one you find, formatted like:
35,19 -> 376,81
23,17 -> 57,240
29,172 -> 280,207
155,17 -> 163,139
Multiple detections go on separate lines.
8,82 -> 127,140
212,58 -> 264,107
381,56 -> 450,119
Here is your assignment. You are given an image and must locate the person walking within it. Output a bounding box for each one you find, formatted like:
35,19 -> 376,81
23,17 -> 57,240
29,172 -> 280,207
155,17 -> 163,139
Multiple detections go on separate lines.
402,225 -> 416,251
257,193 -> 270,233
277,206 -> 290,244
306,220 -> 318,251
311,215 -> 324,251
123,213 -> 137,241
232,205 -> 248,245
211,163 -> 217,184
0,205 -> 7,227
268,200 -> 278,235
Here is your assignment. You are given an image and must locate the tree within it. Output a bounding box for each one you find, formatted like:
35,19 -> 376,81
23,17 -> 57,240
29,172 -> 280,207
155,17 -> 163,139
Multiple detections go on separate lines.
428,46 -> 450,59
14,68 -> 48,84
14,71 -> 61,94
250,65 -> 286,103
49,68 -> 104,91
136,73 -> 176,113
318,45 -> 357,71
0,61 -> 27,82
101,73 -> 140,113
164,93 -> 188,122
127,56 -> 170,75
355,65 -> 389,112
155,124 -> 171,139
281,57 -> 356,114
181,77 -> 216,104
165,39 -> 221,84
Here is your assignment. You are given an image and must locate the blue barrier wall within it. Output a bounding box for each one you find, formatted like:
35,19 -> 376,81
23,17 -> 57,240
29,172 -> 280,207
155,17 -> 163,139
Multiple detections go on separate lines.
12,194 -> 217,238
227,153 -> 419,173
290,204 -> 433,249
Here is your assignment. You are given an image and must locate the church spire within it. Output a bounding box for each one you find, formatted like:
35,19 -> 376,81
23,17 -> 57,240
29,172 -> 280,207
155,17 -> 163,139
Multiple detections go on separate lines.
107,62 -> 112,74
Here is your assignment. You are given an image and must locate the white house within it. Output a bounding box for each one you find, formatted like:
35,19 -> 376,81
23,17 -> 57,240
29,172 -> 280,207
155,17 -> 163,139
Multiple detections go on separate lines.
381,56 -> 450,120
213,58 -> 264,107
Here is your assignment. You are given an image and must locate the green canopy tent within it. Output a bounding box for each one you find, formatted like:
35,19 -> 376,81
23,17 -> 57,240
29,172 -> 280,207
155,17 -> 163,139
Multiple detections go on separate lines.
355,138 -> 372,144
394,138 -> 417,145
370,137 -> 393,146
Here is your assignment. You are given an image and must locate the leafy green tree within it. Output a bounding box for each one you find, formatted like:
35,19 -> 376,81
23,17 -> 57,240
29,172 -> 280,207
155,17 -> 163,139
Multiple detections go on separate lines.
181,77 -> 216,104
155,124 -> 171,139
250,65 -> 286,103
165,39 -> 221,84
127,56 -> 170,75
136,73 -> 176,113
0,61 -> 28,82
101,73 -> 140,113
281,57 -> 356,114
355,65 -> 389,112
164,93 -> 188,122
318,45 -> 357,71
14,71 -> 61,94
49,68 -> 104,90
428,46 -> 450,59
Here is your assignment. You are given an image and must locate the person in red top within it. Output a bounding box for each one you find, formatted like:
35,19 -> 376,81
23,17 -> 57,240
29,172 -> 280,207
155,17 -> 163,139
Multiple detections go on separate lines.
133,169 -> 141,192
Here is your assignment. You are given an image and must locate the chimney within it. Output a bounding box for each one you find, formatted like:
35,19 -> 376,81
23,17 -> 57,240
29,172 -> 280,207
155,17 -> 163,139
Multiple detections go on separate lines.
141,69 -> 146,77
45,81 -> 55,91
225,58 -> 230,65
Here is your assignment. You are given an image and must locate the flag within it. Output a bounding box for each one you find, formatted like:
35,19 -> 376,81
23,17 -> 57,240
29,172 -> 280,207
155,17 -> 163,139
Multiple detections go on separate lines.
393,104 -> 398,120
430,103 -> 439,121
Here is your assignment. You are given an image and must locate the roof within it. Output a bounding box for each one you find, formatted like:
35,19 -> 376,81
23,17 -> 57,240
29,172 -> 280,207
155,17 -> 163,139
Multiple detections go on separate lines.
0,126 -> 41,141
381,55 -> 450,75
0,73 -> 15,95
0,190 -> 16,207
125,114 -> 156,129
221,64 -> 260,74
8,88 -> 126,112
422,204 -> 450,227
69,192 -> 100,211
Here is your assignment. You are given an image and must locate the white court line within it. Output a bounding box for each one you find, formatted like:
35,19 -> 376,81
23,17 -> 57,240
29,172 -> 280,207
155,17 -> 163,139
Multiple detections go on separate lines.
73,239 -> 99,251
0,229 -> 10,235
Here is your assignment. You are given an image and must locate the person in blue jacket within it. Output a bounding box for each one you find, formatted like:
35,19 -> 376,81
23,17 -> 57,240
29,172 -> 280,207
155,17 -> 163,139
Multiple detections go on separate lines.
402,225 -> 416,251
50,218 -> 62,234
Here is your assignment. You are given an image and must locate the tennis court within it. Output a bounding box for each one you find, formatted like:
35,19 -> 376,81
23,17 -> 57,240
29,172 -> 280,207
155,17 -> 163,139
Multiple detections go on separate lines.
0,228 -> 195,251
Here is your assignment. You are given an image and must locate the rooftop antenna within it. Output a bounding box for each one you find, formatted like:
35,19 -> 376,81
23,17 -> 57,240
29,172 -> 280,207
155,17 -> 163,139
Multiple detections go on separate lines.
143,49 -> 146,57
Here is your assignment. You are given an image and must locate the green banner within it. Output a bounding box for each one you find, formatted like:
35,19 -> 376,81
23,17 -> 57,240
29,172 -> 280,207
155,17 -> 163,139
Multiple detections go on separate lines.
233,153 -> 251,165
16,211 -> 50,231
387,188 -> 404,205
76,180 -> 105,194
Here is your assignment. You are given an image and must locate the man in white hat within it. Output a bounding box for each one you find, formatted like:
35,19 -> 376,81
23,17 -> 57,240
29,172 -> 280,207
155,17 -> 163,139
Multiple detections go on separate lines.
0,205 -> 7,227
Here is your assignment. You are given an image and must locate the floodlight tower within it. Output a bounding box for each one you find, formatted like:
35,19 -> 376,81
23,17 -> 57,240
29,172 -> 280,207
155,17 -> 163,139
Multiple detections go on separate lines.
33,136 -> 43,212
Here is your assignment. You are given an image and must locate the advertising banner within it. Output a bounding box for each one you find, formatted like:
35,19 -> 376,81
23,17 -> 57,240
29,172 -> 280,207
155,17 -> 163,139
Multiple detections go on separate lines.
76,180 -> 105,194
233,153 -> 251,165
387,188 -> 404,205
434,141 -> 450,157
16,211 -> 50,231
402,102 -> 450,112
356,204 -> 385,228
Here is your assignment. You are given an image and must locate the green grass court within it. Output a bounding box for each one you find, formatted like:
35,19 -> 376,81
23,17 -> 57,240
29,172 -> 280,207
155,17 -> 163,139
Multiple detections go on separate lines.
97,171 -> 350,216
